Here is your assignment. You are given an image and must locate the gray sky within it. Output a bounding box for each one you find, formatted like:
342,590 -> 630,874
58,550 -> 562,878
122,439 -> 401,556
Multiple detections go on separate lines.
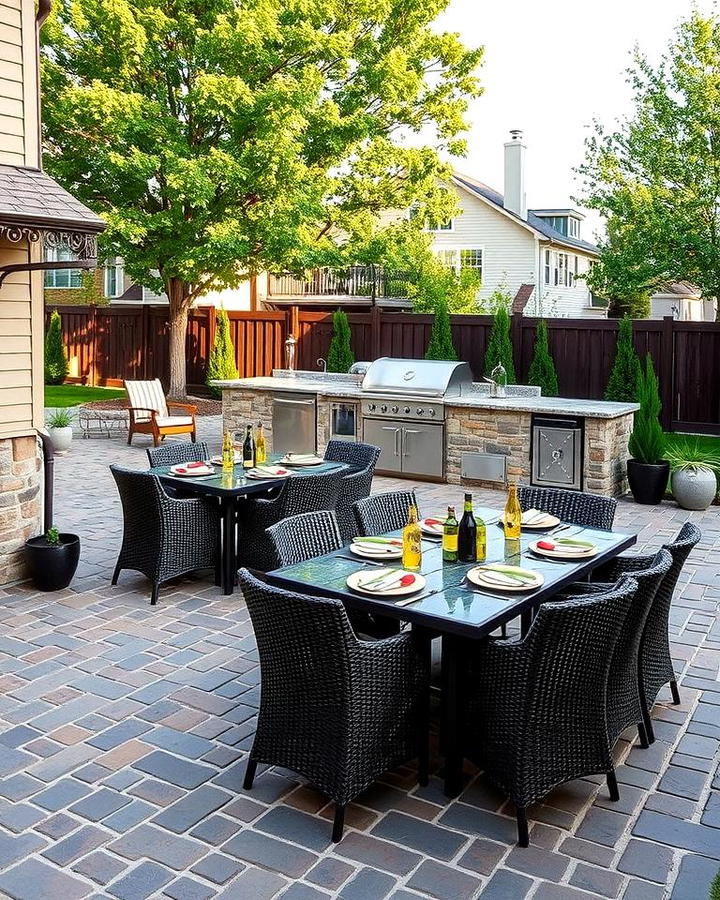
434,0 -> 714,241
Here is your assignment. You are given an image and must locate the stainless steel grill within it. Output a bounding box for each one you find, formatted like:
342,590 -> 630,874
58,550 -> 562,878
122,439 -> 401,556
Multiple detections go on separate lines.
360,358 -> 473,479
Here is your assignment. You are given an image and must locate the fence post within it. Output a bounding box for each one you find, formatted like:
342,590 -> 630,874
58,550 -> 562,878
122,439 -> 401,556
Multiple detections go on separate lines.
88,304 -> 97,387
510,312 -> 523,379
289,304 -> 299,338
660,316 -> 674,431
370,304 -> 382,359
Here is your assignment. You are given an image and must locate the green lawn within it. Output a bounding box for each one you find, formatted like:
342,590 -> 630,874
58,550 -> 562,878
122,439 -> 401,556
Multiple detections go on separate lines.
45,384 -> 126,407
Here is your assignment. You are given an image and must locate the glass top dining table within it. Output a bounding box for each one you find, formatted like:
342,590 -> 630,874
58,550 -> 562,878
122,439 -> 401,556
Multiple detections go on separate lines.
151,456 -> 351,595
265,507 -> 637,796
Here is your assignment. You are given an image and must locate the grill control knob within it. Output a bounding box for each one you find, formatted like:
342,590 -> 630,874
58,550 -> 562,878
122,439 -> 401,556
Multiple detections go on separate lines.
391,405 -> 399,414
404,406 -> 411,414
380,404 -> 388,413
416,407 -> 424,415
429,408 -> 436,417
368,403 -> 376,412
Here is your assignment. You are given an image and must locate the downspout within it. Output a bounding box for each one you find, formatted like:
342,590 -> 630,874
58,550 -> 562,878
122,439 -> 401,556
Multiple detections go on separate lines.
38,430 -> 54,531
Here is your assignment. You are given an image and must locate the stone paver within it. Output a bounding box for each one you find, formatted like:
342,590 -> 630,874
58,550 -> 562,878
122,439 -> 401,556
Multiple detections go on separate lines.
0,418 -> 717,897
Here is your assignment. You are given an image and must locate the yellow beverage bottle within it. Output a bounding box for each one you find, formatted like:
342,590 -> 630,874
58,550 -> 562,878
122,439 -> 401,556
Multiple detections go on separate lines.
476,513 -> 487,562
503,483 -> 522,539
222,430 -> 234,473
255,422 -> 267,464
402,505 -> 422,571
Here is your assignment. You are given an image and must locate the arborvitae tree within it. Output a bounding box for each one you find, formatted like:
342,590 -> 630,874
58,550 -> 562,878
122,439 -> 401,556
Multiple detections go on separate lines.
605,315 -> 642,402
710,872 -> 720,900
628,353 -> 665,463
327,309 -> 355,373
425,298 -> 457,361
484,305 -> 516,381
44,310 -> 68,385
527,319 -> 559,396
206,308 -> 238,398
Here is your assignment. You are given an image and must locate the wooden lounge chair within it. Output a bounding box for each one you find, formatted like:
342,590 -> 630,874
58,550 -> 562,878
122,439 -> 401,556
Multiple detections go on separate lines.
124,378 -> 197,447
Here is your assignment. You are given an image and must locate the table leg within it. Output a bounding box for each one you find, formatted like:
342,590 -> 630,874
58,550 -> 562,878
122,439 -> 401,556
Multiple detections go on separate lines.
521,608 -> 533,637
412,627 -> 433,787
441,634 -> 468,798
220,498 -> 236,595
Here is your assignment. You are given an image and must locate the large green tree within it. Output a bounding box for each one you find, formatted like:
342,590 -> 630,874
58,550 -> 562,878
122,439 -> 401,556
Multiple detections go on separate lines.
41,0 -> 482,396
578,11 -> 720,319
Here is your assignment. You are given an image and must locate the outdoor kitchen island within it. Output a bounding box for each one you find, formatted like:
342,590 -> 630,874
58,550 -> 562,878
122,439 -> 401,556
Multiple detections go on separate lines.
217,363 -> 638,497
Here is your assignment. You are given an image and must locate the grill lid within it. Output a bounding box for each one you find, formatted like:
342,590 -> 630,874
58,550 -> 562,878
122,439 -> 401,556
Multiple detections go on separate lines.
361,358 -> 473,397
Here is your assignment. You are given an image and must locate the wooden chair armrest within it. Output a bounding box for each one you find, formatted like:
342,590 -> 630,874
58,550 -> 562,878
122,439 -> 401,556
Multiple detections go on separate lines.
166,401 -> 198,415
128,406 -> 158,419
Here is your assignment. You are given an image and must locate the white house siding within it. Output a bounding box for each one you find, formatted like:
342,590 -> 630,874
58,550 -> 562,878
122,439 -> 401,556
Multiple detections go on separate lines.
530,247 -> 596,318
430,184 -> 537,305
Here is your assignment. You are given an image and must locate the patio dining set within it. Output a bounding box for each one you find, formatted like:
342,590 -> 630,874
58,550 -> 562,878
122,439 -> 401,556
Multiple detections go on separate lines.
106,434 -> 702,853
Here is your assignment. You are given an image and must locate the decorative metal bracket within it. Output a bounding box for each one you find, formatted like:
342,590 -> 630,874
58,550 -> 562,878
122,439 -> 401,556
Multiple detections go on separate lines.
0,259 -> 97,288
0,223 -> 99,289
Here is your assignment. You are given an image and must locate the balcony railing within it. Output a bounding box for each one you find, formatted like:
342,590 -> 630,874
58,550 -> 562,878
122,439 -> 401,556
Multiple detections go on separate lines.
268,266 -> 412,300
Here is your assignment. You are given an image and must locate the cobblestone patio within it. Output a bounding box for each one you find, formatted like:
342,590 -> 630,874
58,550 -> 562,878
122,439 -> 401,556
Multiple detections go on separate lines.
0,417 -> 718,899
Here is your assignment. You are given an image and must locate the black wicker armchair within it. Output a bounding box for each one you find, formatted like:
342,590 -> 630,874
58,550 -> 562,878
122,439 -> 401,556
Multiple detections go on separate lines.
110,465 -> 217,605
236,470 -> 343,570
518,485 -> 617,530
267,510 -> 342,567
581,522 -> 701,721
146,441 -> 210,468
466,580 -> 637,846
354,490 -> 419,536
238,569 -> 430,842
566,551 -> 673,748
324,441 -> 381,543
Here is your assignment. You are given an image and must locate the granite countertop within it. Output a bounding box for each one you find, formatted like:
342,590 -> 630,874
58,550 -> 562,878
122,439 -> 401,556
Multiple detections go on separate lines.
214,376 -> 638,419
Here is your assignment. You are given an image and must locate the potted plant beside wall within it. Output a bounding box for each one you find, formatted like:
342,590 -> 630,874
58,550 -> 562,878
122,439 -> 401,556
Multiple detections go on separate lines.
24,527 -> 80,591
627,354 -> 669,505
46,409 -> 73,454
666,438 -> 720,510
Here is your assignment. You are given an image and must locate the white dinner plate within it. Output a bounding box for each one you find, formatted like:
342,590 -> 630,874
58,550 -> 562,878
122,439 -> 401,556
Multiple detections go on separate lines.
279,454 -> 324,467
467,565 -> 544,592
245,467 -> 292,480
169,464 -> 215,478
528,540 -> 599,560
420,517 -> 446,536
210,453 -> 243,465
495,512 -> 561,531
346,569 -> 426,597
349,541 -> 403,560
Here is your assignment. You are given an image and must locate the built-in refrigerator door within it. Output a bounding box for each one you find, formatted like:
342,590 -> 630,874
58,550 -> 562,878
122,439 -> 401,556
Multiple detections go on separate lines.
362,419 -> 402,474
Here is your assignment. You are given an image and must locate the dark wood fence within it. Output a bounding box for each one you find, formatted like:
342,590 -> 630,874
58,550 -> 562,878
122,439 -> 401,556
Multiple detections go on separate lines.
46,304 -> 718,434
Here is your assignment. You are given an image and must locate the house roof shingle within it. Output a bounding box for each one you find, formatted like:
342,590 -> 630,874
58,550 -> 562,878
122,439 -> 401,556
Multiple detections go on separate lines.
452,173 -> 599,256
0,165 -> 105,233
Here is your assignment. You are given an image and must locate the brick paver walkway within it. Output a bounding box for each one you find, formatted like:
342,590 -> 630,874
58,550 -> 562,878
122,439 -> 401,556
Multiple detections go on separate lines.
0,417 -> 718,899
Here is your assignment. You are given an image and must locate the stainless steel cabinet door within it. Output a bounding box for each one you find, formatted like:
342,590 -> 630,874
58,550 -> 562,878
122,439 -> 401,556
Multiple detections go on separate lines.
362,419 -> 402,474
401,424 -> 444,478
271,393 -> 317,455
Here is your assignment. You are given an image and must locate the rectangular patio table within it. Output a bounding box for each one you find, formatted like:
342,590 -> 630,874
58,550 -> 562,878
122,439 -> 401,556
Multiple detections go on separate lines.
152,458 -> 351,595
265,509 -> 637,796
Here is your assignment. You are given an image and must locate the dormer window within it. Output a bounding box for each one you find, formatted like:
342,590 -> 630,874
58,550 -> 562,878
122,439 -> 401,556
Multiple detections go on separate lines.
568,218 -> 579,238
533,210 -> 583,239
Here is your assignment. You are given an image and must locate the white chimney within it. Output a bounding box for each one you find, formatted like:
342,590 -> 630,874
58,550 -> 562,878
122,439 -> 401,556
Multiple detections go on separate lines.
504,129 -> 527,219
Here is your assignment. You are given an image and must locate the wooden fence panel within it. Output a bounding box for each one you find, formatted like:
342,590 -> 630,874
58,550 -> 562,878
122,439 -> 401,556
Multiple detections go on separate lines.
46,306 -> 93,383
672,323 -> 720,433
296,311 -> 333,370
228,311 -> 287,378
93,307 -> 145,386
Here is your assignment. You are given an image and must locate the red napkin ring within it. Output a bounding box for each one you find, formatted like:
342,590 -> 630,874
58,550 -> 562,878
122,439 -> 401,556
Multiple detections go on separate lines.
537,540 -> 555,551
399,574 -> 416,586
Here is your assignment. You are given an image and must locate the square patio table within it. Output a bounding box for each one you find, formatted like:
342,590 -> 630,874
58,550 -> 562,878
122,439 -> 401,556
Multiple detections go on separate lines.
152,457 -> 351,595
265,509 -> 637,796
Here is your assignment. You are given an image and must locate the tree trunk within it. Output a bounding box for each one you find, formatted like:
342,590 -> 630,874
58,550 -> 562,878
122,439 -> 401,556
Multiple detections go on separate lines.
166,278 -> 191,399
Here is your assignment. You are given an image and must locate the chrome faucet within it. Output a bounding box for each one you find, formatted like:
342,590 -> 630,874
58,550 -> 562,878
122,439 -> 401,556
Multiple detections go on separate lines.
317,357 -> 327,373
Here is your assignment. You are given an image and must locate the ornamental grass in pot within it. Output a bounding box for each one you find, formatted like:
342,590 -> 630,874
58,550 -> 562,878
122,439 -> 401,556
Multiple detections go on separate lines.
627,354 -> 668,505
25,526 -> 80,591
46,409 -> 73,454
666,437 -> 720,510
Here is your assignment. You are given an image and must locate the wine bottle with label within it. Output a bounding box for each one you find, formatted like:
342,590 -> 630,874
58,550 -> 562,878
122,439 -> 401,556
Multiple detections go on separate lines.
255,422 -> 267,464
503,483 -> 522,539
222,430 -> 234,473
457,493 -> 477,563
402,505 -> 423,571
242,424 -> 255,469
442,506 -> 459,562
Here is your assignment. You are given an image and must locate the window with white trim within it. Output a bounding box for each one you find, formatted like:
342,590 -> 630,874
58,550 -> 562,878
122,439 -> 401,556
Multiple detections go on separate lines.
436,249 -> 458,271
459,248 -> 482,279
568,218 -> 580,238
104,257 -> 124,298
44,246 -> 82,289
544,249 -> 551,285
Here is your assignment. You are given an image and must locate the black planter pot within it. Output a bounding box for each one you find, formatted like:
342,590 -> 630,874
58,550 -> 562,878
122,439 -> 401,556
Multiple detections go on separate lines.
24,533 -> 80,591
627,459 -> 670,506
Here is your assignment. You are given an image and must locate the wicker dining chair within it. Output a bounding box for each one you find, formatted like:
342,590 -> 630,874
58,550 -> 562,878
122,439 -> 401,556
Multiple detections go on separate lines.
267,510 -> 342,568
236,470 -> 343,570
465,579 -> 637,847
110,465 -> 217,605
577,523 -> 701,723
324,441 -> 381,543
518,485 -> 617,530
238,569 -> 430,842
146,441 -> 210,468
565,551 -> 673,748
354,490 -> 419,536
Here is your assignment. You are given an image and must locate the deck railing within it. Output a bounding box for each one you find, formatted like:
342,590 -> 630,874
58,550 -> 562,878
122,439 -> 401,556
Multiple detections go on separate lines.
268,266 -> 412,299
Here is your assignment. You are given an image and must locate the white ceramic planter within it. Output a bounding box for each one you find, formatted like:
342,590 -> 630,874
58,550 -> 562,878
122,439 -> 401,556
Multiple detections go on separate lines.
671,466 -> 717,510
48,425 -> 73,454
